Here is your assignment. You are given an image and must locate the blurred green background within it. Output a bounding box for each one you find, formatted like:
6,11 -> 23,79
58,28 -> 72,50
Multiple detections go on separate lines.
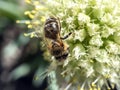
0,0 -> 48,90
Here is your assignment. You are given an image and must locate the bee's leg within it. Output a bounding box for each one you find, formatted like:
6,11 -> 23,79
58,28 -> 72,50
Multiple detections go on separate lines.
60,32 -> 72,40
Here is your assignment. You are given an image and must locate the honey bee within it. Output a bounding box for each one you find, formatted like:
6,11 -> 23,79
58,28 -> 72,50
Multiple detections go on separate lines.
44,17 -> 71,61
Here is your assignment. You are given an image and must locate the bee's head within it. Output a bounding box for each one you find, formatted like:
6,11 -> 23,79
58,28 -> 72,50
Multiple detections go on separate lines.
44,17 -> 60,40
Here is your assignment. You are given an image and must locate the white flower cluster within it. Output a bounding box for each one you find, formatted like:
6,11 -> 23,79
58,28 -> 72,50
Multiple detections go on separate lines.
25,0 -> 120,89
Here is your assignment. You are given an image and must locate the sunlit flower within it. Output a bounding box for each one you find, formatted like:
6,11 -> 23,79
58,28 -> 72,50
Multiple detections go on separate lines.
78,13 -> 90,25
25,0 -> 31,4
89,34 -> 103,47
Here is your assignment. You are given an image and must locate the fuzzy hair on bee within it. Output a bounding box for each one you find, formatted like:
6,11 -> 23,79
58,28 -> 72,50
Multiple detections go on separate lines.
44,16 -> 71,61
49,41 -> 69,61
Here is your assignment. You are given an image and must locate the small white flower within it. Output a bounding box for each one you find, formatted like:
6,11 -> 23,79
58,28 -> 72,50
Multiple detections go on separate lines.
105,41 -> 119,54
78,13 -> 90,25
101,26 -> 115,38
88,46 -> 100,58
89,34 -> 103,47
95,49 -> 109,63
79,4 -> 87,10
47,0 -> 60,6
66,17 -> 74,24
87,23 -> 100,36
101,13 -> 114,25
66,1 -> 77,9
86,67 -> 94,77
74,29 -> 86,42
72,44 -> 86,60
58,13 -> 64,17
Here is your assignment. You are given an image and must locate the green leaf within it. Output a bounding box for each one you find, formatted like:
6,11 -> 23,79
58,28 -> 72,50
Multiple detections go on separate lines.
0,1 -> 24,19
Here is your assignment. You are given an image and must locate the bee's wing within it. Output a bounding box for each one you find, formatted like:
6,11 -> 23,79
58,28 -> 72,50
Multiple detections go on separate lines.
33,62 -> 57,87
33,69 -> 48,86
47,71 -> 59,90
33,62 -> 49,86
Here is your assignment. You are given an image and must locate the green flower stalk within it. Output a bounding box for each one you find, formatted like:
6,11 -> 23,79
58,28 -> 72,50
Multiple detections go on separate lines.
19,0 -> 120,89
